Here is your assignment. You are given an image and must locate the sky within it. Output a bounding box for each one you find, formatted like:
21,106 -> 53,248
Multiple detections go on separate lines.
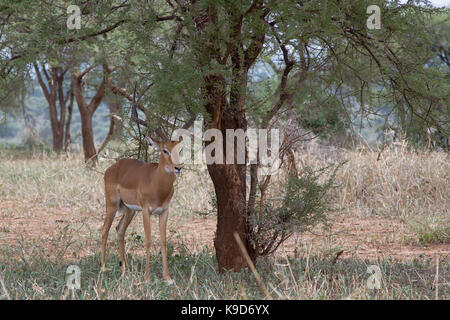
429,0 -> 449,7
408,0 -> 450,7
399,0 -> 449,7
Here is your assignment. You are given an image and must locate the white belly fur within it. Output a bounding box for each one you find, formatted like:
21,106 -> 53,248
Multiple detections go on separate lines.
123,203 -> 142,211
123,202 -> 165,215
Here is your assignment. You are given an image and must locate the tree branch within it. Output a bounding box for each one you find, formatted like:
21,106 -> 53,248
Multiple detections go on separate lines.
96,115 -> 115,156
33,62 -> 50,102
61,19 -> 126,45
88,78 -> 106,114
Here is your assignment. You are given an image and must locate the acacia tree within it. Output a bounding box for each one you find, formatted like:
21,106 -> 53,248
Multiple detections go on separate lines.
2,0 -> 448,272
33,61 -> 74,151
121,0 -> 447,272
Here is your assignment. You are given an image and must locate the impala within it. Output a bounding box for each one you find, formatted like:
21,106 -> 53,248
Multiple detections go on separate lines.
101,135 -> 183,281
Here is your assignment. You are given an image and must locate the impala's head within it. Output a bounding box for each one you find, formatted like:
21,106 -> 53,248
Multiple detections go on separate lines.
145,136 -> 183,174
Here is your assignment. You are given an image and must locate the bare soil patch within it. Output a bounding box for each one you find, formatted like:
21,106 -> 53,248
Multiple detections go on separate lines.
1,199 -> 447,263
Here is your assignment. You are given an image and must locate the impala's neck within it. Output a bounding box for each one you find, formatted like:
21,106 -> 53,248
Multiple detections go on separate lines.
153,154 -> 175,196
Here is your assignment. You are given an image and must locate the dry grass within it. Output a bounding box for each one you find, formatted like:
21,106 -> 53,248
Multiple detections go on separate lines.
1,142 -> 447,221
337,148 -> 448,219
0,144 -> 449,300
292,141 -> 450,244
0,150 -> 214,220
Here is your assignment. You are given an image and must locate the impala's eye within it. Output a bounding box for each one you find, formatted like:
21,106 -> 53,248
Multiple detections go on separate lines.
163,149 -> 170,155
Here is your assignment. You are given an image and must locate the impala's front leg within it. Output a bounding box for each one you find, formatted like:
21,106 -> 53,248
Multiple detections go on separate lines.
142,206 -> 152,281
159,208 -> 171,281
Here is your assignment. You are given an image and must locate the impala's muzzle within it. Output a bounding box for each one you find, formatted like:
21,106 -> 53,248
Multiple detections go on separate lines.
174,166 -> 182,174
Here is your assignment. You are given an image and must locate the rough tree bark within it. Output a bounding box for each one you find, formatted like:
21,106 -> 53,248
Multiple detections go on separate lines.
203,72 -> 255,272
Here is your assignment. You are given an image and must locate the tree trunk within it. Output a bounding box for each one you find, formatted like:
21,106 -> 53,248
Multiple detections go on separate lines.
33,63 -> 68,152
208,163 -> 256,272
203,72 -> 256,272
49,98 -> 64,151
71,67 -> 105,164
79,110 -> 97,163
105,91 -> 122,140
190,2 -> 266,272
63,91 -> 74,151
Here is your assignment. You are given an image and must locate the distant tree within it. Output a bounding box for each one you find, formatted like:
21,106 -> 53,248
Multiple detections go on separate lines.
33,61 -> 74,151
0,1 -> 117,159
71,64 -> 111,164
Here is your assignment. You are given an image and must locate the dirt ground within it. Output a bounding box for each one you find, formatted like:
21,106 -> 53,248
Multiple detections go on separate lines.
0,199 -> 448,263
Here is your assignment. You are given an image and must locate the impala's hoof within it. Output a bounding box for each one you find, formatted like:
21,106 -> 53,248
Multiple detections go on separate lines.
101,266 -> 111,273
163,276 -> 174,285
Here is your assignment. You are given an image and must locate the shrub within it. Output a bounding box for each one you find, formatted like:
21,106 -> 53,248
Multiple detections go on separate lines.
249,163 -> 342,257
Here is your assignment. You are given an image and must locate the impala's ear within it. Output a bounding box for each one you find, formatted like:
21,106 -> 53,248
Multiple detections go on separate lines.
145,136 -> 160,149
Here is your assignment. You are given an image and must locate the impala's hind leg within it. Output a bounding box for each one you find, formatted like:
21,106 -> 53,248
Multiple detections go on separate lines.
116,207 -> 136,276
101,191 -> 118,271
159,208 -> 171,281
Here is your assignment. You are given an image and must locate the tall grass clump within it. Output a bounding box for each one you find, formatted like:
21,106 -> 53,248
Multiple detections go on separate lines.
295,141 -> 449,243
0,151 -> 106,213
338,146 -> 449,218
0,149 -> 214,219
